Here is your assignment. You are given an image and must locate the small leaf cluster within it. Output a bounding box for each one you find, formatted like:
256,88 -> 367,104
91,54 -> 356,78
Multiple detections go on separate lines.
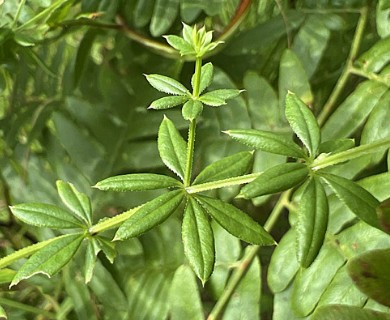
227,92 -> 385,267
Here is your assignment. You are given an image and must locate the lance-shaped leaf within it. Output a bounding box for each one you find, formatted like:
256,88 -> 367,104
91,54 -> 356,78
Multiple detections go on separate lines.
10,203 -> 85,229
239,162 -> 308,199
57,180 -> 92,226
199,89 -> 241,107
285,92 -> 320,157
96,236 -> 116,263
225,129 -> 306,158
312,305 -> 390,320
182,100 -> 203,121
84,238 -> 101,284
295,177 -> 329,268
182,197 -> 214,284
10,234 -> 84,287
149,95 -> 188,110
164,35 -> 195,56
196,195 -> 275,245
320,173 -> 380,229
145,74 -> 189,96
158,116 -> 187,180
191,62 -> 213,95
114,190 -> 184,240
193,151 -> 253,185
95,173 -> 182,192
0,304 -> 6,319
347,248 -> 390,307
319,138 -> 355,154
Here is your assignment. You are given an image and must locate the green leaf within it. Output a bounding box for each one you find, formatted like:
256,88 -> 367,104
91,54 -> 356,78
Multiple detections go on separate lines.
158,116 -> 187,180
164,35 -> 195,56
0,269 -> 16,285
319,139 -> 355,154
285,92 -> 320,157
225,129 -> 306,158
149,95 -> 189,110
347,249 -> 390,307
56,180 -> 92,226
320,173 -> 380,229
240,162 -> 309,198
145,74 -> 189,96
95,173 -> 182,192
114,190 -> 184,240
0,305 -> 6,320
268,229 -> 300,293
169,265 -> 204,320
193,151 -> 253,185
191,62 -> 213,95
10,203 -> 85,229
133,0 -> 154,28
356,37 -> 390,73
322,81 -> 388,140
199,89 -> 241,107
96,236 -> 116,263
196,195 -> 275,245
84,238 -> 100,284
279,49 -> 313,110
312,305 -> 390,320
10,234 -> 84,287
378,199 -> 390,235
182,197 -> 214,284
377,0 -> 390,38
149,0 -> 179,37
292,244 -> 346,316
182,100 -> 203,121
295,177 -> 329,268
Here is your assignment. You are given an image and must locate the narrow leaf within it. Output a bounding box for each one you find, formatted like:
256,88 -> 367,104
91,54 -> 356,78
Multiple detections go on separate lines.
285,92 -> 320,157
95,173 -> 182,192
84,238 -> 100,284
312,305 -> 390,320
182,197 -> 214,283
191,62 -> 213,94
319,139 -> 355,154
56,180 -> 92,225
320,173 -> 380,229
114,190 -> 184,240
182,100 -> 203,121
149,95 -> 188,110
193,151 -> 253,185
158,116 -> 187,180
347,248 -> 390,307
240,162 -> 309,198
145,74 -> 188,96
226,129 -> 306,158
169,265 -> 204,320
10,203 -> 85,229
196,196 -> 275,245
10,234 -> 84,287
164,35 -> 195,56
0,305 -> 6,320
96,236 -> 116,263
356,37 -> 390,73
150,0 -> 179,37
295,177 -> 329,267
199,89 -> 241,107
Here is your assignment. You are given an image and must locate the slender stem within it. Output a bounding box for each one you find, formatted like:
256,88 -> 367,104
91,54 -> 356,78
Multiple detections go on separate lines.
311,138 -> 390,171
184,57 -> 202,187
207,190 -> 291,320
88,206 -> 140,235
317,6 -> 369,126
349,66 -> 390,87
186,173 -> 261,194
12,0 -> 27,29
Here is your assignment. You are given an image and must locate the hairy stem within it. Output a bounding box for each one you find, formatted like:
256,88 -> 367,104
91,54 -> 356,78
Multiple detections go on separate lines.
207,190 -> 291,320
317,6 -> 368,126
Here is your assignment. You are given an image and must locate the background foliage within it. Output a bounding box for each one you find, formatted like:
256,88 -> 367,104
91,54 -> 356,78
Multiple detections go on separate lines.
0,0 -> 389,319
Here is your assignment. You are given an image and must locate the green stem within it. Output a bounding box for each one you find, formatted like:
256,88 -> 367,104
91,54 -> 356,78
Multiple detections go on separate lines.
207,190 -> 291,320
349,66 -> 390,87
311,138 -> 390,171
0,297 -> 56,318
88,206 -> 140,235
12,0 -> 27,29
317,6 -> 368,126
0,234 -> 71,269
186,173 -> 261,194
184,57 -> 202,187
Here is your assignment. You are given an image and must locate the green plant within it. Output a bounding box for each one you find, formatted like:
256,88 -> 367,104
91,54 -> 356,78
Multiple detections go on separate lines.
1,1 -> 390,319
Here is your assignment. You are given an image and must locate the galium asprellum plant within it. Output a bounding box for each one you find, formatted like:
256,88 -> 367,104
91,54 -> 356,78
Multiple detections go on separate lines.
1,22 -> 390,312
